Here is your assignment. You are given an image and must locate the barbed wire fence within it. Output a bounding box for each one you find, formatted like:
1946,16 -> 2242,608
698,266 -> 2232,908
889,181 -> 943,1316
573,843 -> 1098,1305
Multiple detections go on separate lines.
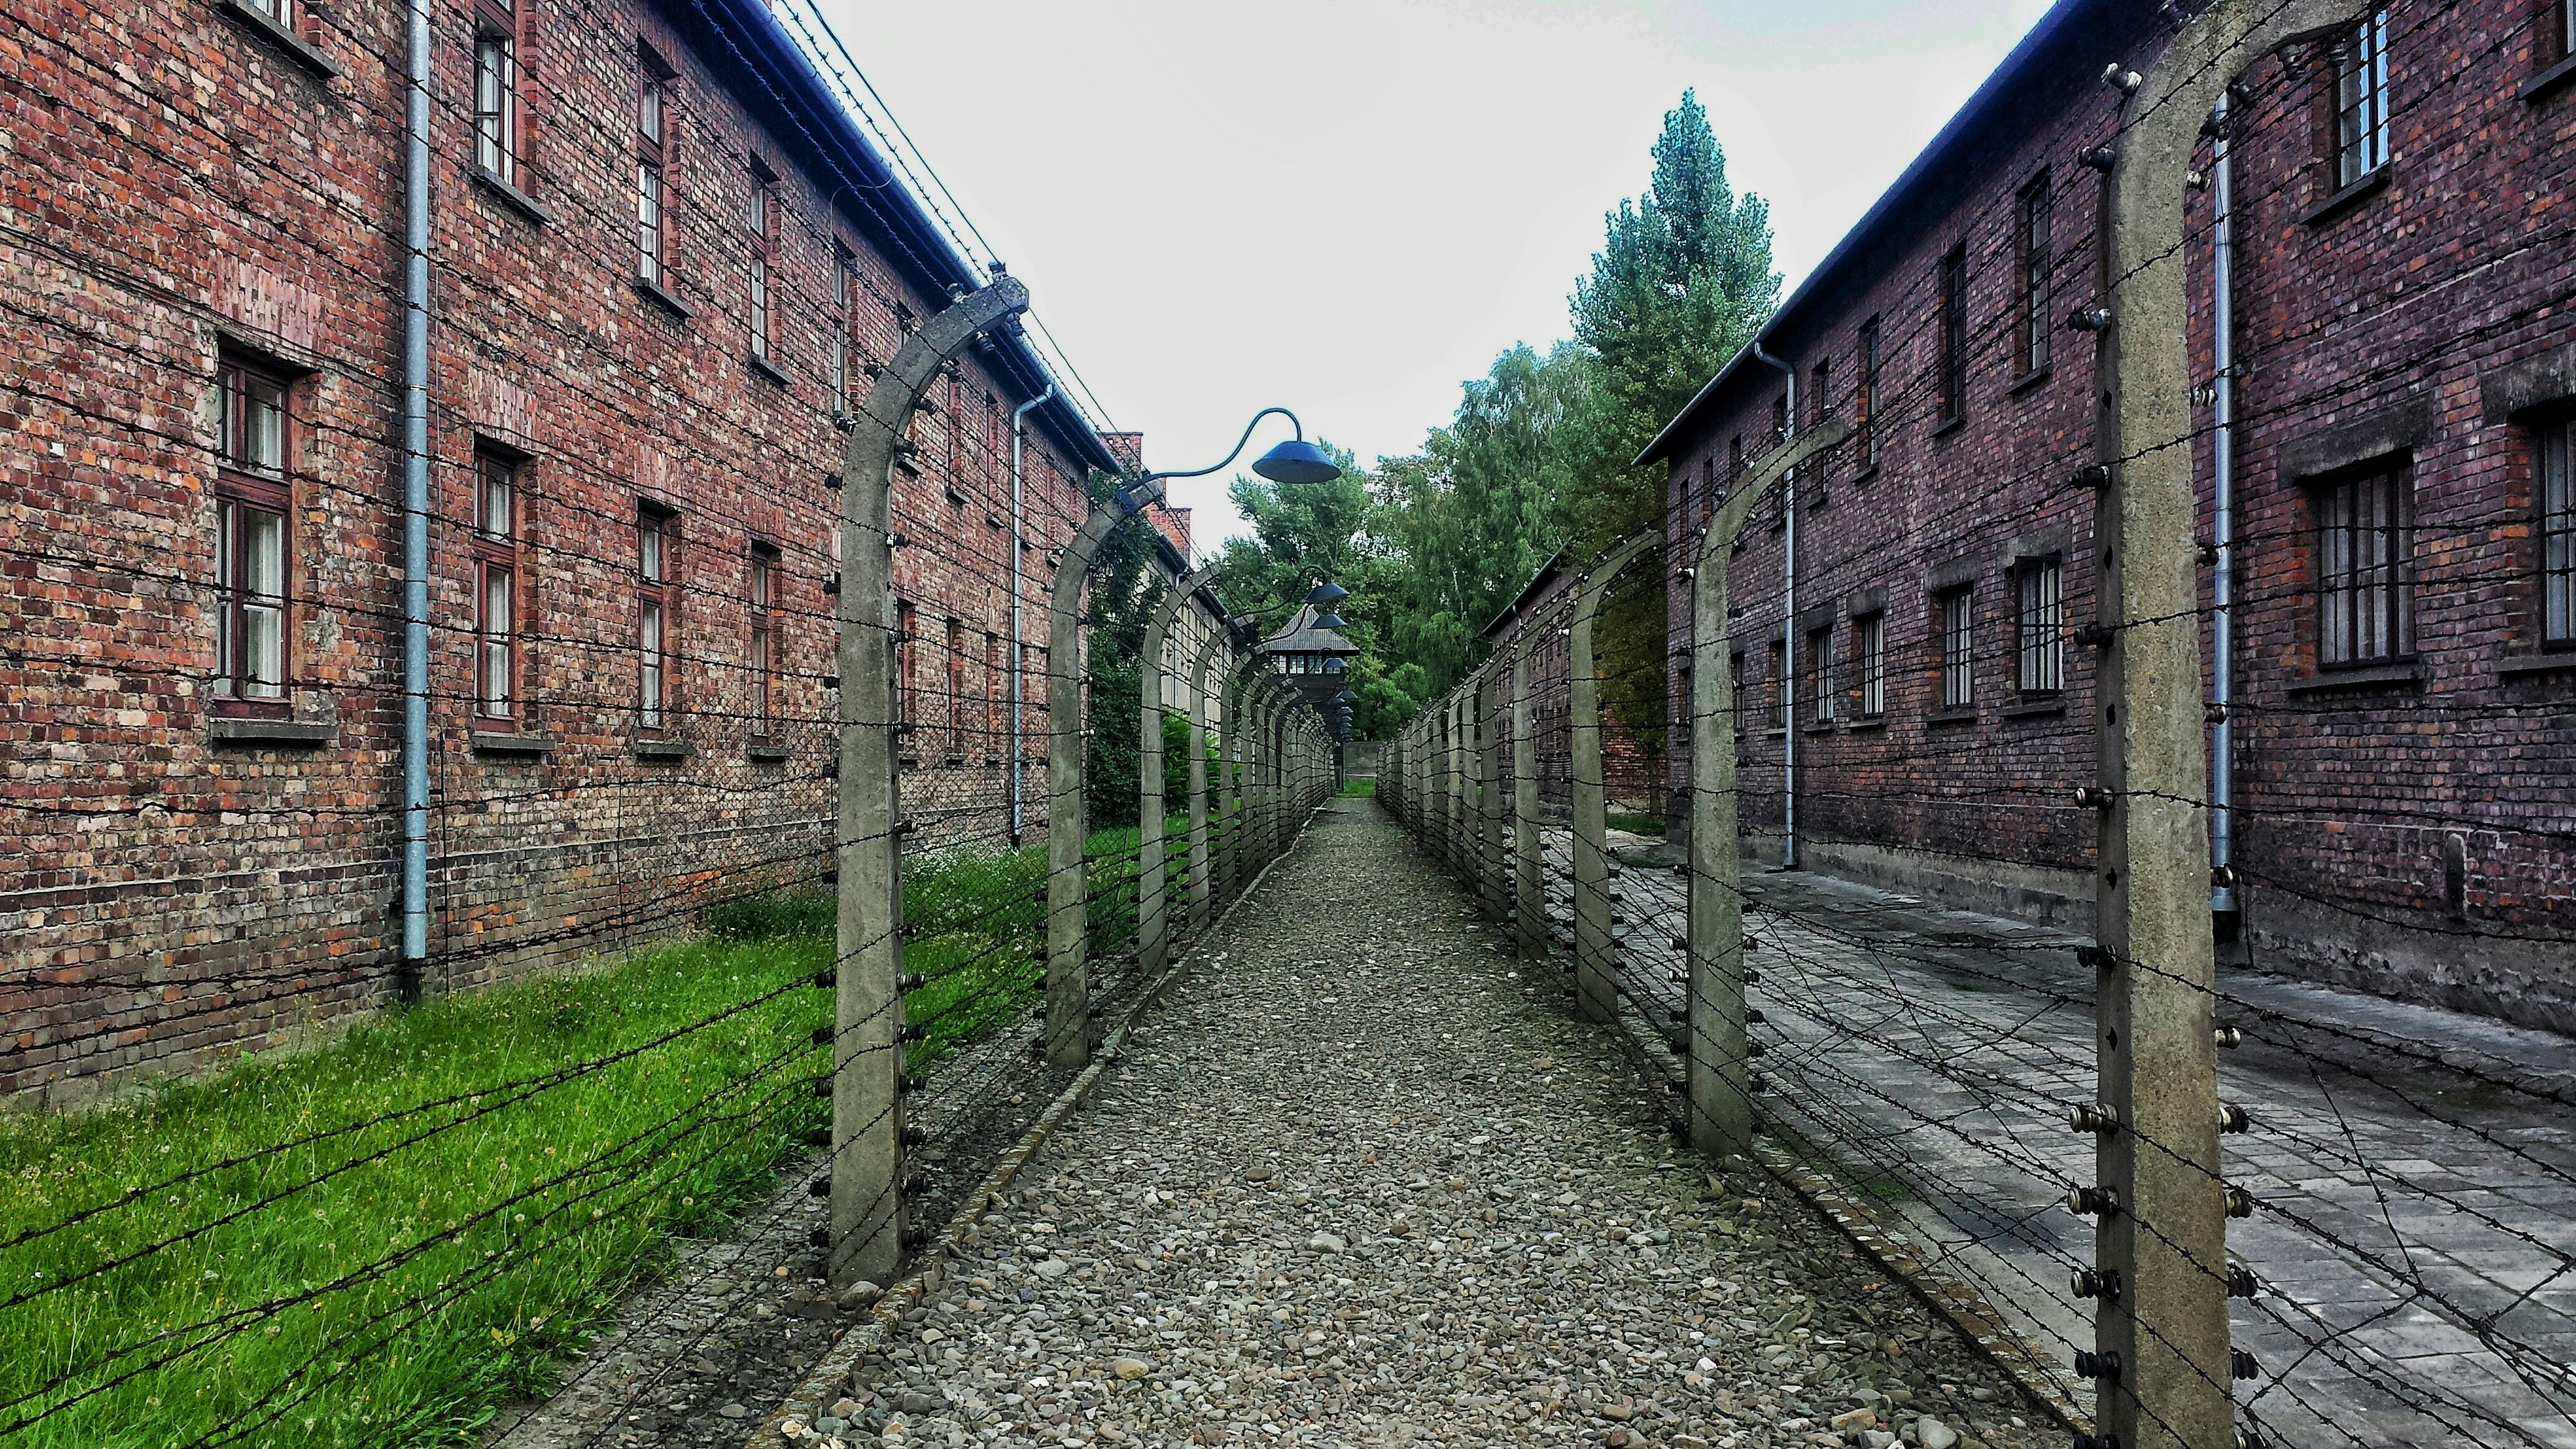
0,273 -> 1333,1447
1385,2 -> 2576,1446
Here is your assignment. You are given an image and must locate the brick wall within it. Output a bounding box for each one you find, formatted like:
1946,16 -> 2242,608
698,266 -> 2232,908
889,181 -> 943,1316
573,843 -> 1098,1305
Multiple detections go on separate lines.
0,0 -> 1117,1100
1655,0 -> 2576,1031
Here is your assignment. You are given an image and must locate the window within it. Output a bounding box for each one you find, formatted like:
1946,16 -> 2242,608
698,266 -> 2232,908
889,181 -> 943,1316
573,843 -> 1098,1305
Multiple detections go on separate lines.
895,599 -> 917,735
1699,456 -> 1718,525
1729,434 -> 1744,490
2316,466 -> 2413,665
1767,642 -> 1787,731
1771,393 -> 1788,443
243,0 -> 290,20
636,49 -> 673,286
945,617 -> 966,759
1730,651 -> 1749,736
831,248 -> 854,412
472,452 -> 520,723
1856,318 -> 1881,470
1855,613 -> 1886,718
472,0 -> 520,183
2334,12 -> 2391,188
2016,173 -> 2051,377
2016,557 -> 2065,694
638,507 -> 677,727
747,163 -> 777,360
945,376 -> 964,484
1809,359 -> 1830,430
1938,245 -> 1968,425
983,631 -> 1001,759
1806,625 -> 1836,723
2544,420 -> 2574,645
2562,0 -> 2576,63
749,544 -> 778,734
1939,588 -> 1974,709
213,358 -> 291,706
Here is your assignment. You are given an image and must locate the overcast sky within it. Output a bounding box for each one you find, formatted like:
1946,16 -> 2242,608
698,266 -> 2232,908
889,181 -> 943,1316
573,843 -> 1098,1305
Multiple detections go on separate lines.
819,0 -> 2059,543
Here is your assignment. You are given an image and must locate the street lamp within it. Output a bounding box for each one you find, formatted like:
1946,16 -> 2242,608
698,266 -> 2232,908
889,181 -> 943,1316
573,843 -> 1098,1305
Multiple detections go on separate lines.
1143,406 -> 1342,492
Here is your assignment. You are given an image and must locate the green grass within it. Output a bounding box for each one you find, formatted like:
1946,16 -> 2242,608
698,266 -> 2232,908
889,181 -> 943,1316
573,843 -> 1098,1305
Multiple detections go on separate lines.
1606,812 -> 1667,837
1338,778 -> 1377,798
0,823 -> 1173,1449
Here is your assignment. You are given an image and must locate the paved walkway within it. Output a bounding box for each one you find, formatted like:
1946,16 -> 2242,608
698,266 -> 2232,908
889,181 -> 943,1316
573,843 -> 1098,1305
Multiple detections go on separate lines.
1577,846 -> 2576,1449
803,801 -> 2054,1448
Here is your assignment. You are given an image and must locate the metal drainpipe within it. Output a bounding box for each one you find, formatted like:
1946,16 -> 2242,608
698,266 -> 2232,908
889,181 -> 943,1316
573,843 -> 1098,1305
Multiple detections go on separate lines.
2210,92 -> 2238,917
1751,338 -> 1795,870
1008,384 -> 1056,845
399,0 -> 432,993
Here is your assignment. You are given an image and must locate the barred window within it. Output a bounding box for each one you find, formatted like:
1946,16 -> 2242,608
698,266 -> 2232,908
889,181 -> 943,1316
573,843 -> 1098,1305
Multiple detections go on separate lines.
1939,588 -> 1974,709
1856,318 -> 1880,470
2016,173 -> 2051,377
2316,466 -> 2413,666
747,163 -> 777,360
2335,12 -> 2391,188
213,358 -> 292,706
2544,420 -> 2574,645
1806,625 -> 1836,723
473,452 -> 520,722
1938,244 -> 1967,426
831,248 -> 854,413
1730,651 -> 1749,736
2016,557 -> 2065,694
1855,613 -> 1885,718
1768,642 -> 1788,731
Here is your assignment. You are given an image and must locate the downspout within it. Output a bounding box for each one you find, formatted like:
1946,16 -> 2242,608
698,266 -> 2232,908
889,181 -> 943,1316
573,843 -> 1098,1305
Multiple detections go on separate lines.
2210,92 -> 2238,919
1751,338 -> 1795,871
1009,384 -> 1056,845
399,0 -> 432,995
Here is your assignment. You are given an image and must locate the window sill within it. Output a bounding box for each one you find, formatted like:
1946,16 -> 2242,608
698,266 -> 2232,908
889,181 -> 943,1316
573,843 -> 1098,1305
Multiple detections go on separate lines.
471,731 -> 557,756
472,165 -> 554,225
632,738 -> 692,762
1999,698 -> 2066,720
2299,167 -> 2391,228
2007,363 -> 2053,397
632,275 -> 693,321
2494,651 -> 2576,680
210,716 -> 334,747
942,753 -> 966,767
1925,707 -> 1981,726
218,0 -> 341,78
747,741 -> 793,762
2520,51 -> 2576,103
2283,661 -> 2424,695
1761,728 -> 1788,741
1845,715 -> 1888,732
1800,721 -> 1838,736
748,351 -> 791,387
1850,464 -> 1880,487
1930,414 -> 1965,441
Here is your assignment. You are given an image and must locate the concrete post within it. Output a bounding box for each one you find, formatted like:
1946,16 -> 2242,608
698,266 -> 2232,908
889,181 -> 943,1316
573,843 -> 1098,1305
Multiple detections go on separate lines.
1221,660 -> 1251,899
832,276 -> 1028,1292
2087,11 -> 2344,1446
1442,690 -> 1465,879
1571,533 -> 1657,1023
1511,621 -> 1543,959
1138,568 -> 1211,977
1478,666 -> 1510,922
1044,476 -> 1165,1073
1687,421 -> 1846,1160
1186,633 -> 1225,939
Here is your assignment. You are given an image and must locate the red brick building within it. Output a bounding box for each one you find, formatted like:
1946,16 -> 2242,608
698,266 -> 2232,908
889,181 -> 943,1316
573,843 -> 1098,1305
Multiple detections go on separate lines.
1480,554 -> 1661,822
1647,0 -> 2576,1031
0,0 -> 1159,1099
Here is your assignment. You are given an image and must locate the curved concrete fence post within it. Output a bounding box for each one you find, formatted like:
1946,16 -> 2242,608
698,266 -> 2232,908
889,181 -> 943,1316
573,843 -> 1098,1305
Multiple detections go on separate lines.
1138,566 -> 1213,977
1185,633 -> 1227,939
1570,531 -> 1657,1023
832,275 -> 1030,1292
1687,419 -> 1846,1161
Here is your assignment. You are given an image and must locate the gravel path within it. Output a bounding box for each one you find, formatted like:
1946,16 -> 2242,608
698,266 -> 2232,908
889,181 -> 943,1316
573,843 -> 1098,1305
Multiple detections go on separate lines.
796,799 -> 2054,1449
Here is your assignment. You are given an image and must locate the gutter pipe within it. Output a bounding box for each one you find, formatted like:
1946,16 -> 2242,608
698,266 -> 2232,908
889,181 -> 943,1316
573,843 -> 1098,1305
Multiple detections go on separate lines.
1010,384 -> 1056,844
2211,92 -> 2238,916
399,0 -> 431,993
1751,339 -> 1796,871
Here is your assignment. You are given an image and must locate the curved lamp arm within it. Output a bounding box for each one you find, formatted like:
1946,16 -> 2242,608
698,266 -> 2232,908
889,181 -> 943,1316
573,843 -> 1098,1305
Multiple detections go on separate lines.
1144,407 -> 1307,484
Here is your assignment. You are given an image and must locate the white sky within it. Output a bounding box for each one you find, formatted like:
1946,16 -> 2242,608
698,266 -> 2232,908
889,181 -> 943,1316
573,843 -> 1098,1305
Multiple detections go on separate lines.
819,0 -> 2059,542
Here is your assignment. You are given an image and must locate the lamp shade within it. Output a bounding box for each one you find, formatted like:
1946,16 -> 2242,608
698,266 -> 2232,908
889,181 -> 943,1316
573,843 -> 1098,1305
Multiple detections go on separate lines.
1252,438 -> 1342,484
1313,613 -> 1348,630
1304,581 -> 1349,606
1322,657 -> 1347,674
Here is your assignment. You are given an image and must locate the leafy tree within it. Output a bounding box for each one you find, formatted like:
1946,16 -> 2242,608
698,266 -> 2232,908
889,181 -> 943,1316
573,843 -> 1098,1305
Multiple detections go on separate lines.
1079,470 -> 1169,831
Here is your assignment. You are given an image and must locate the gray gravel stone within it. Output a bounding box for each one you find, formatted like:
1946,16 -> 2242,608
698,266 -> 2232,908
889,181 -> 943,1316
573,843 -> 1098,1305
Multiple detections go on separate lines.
822,801 -> 2053,1448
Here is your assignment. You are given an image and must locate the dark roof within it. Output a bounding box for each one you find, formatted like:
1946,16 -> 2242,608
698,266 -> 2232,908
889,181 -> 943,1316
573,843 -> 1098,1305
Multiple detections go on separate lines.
671,0 -> 1121,476
1259,603 -> 1362,656
1479,551 -> 1569,640
1636,0 -> 2134,466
